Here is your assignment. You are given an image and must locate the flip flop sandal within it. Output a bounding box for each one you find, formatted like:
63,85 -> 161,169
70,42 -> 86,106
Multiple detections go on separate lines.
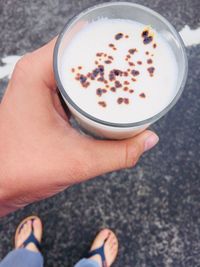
14,215 -> 42,251
87,241 -> 107,267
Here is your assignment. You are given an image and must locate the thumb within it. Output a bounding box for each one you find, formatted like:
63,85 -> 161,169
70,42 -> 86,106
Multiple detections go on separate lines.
86,130 -> 159,176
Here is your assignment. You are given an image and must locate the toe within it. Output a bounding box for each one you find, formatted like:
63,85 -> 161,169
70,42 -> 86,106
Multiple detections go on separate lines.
32,218 -> 42,242
90,229 -> 110,251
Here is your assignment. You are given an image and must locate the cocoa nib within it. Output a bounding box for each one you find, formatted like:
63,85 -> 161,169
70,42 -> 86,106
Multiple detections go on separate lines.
109,71 -> 115,82
147,67 -> 155,76
139,93 -> 146,98
104,60 -> 112,64
128,62 -> 135,67
115,33 -> 123,40
79,75 -> 87,83
117,97 -> 124,104
142,30 -> 149,37
117,97 -> 129,104
98,101 -> 107,107
147,59 -> 153,64
96,52 -> 103,57
142,29 -> 153,45
113,69 -> 122,76
124,81 -> 130,85
143,36 -> 153,44
97,77 -> 104,82
92,68 -> 100,78
124,98 -> 129,104
96,88 -> 107,96
128,48 -> 137,54
98,65 -> 104,74
115,80 -> 122,88
110,87 -> 116,92
131,69 -> 140,76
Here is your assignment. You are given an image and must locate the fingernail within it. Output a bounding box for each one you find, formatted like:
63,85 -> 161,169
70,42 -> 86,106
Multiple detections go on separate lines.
144,133 -> 159,152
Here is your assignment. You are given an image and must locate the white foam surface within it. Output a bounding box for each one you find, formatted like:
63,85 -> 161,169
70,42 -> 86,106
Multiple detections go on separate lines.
60,19 -> 178,123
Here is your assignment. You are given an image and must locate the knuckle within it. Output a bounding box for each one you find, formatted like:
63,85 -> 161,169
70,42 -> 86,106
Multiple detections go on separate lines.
12,53 -> 31,78
124,141 -> 141,168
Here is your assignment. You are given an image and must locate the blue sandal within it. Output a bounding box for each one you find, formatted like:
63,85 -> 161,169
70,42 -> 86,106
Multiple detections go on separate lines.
14,216 -> 42,251
87,242 -> 107,267
86,230 -> 118,267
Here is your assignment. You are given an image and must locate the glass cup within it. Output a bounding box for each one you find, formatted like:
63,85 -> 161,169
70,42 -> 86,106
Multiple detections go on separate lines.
53,2 -> 188,139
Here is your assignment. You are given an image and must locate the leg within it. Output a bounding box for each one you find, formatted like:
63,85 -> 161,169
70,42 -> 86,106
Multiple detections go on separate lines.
0,248 -> 43,267
74,229 -> 118,267
0,216 -> 44,267
74,258 -> 99,267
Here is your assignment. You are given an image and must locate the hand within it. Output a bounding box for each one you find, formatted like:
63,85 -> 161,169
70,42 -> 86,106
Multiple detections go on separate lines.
0,38 -> 159,216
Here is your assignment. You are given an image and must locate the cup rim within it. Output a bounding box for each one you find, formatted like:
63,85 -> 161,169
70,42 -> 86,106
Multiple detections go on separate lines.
53,1 -> 188,128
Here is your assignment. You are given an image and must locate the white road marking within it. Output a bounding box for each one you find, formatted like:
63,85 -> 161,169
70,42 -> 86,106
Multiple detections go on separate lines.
0,55 -> 21,80
0,25 -> 199,80
179,25 -> 200,47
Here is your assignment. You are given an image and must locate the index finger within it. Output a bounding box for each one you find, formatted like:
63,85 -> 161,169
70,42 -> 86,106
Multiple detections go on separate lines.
24,37 -> 57,90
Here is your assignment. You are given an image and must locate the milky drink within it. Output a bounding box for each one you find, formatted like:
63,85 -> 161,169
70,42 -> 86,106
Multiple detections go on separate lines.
60,18 -> 178,125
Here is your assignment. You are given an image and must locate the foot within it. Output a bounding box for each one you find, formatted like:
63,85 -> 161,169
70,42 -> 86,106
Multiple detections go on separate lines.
89,229 -> 118,267
15,217 -> 42,253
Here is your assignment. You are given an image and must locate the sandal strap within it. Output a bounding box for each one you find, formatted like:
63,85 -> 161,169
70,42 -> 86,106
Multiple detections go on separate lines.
22,231 -> 41,251
87,244 -> 107,267
19,219 -> 41,251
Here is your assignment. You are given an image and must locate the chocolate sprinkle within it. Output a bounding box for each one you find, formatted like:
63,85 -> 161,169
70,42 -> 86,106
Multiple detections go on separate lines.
96,52 -> 103,57
131,69 -> 140,76
115,80 -> 122,88
105,60 -> 112,64
139,93 -> 146,98
124,81 -> 130,85
109,71 -> 115,82
113,69 -> 121,76
128,62 -> 135,67
117,97 -> 123,104
142,30 -> 149,37
147,59 -> 153,64
96,88 -> 103,96
98,101 -> 107,107
115,33 -> 123,40
137,61 -> 142,65
79,75 -> 87,83
147,67 -> 155,76
110,87 -> 116,92
124,98 -> 129,104
153,43 -> 157,48
128,48 -> 137,54
97,77 -> 104,82
143,36 -> 153,44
